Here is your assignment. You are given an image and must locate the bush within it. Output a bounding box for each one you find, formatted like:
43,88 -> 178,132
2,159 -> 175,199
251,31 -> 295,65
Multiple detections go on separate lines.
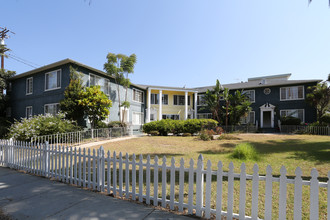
229,143 -> 259,161
143,119 -> 218,136
321,113 -> 330,124
199,129 -> 216,141
108,121 -> 127,128
96,121 -> 108,128
149,131 -> 159,136
218,134 -> 240,140
8,113 -> 80,141
182,133 -> 192,137
280,116 -> 301,125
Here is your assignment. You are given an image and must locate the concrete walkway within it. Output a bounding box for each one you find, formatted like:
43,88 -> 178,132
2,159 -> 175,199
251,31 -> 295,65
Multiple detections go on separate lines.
0,167 -> 194,220
77,135 -> 144,149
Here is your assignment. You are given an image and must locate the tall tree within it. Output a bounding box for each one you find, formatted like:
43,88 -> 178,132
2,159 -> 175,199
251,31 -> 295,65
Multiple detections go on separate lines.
78,86 -> 112,129
227,90 -> 252,125
104,53 -> 137,125
203,79 -> 223,122
306,82 -> 330,122
223,88 -> 230,126
60,66 -> 85,124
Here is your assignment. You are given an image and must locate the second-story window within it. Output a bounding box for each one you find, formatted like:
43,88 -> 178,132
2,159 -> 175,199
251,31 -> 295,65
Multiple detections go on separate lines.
89,74 -> 101,86
197,95 -> 206,106
104,79 -> 110,95
26,77 -> 33,95
45,70 -> 61,91
133,89 -> 144,103
280,86 -> 304,101
151,93 -> 159,104
243,90 -> 255,103
174,95 -> 190,105
162,94 -> 168,105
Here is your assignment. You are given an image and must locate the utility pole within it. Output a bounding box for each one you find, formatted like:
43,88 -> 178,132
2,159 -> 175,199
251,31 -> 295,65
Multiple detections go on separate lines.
0,27 -> 15,70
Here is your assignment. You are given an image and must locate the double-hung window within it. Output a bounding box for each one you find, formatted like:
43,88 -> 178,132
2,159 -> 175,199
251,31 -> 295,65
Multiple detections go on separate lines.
104,79 -> 110,95
133,89 -> 144,103
26,77 -> 33,95
89,74 -> 100,87
174,95 -> 190,105
151,93 -> 159,104
280,109 -> 304,122
132,112 -> 144,125
280,86 -> 304,101
243,90 -> 255,103
44,103 -> 60,116
26,106 -> 33,119
240,111 -> 255,124
162,94 -> 168,105
45,70 -> 61,91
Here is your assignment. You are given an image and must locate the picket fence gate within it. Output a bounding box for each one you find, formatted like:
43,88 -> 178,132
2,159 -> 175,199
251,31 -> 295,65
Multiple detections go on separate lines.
0,139 -> 329,220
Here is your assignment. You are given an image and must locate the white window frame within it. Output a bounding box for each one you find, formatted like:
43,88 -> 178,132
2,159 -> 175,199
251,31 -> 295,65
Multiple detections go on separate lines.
26,106 -> 33,119
151,93 -> 159,105
162,94 -> 168,105
243,90 -> 255,103
89,73 -> 101,87
132,88 -> 144,103
44,103 -> 60,116
132,112 -> 144,125
45,69 -> 61,91
280,109 -> 305,123
280,86 -> 304,101
104,79 -> 110,95
173,95 -> 188,106
240,111 -> 255,124
26,77 -> 33,95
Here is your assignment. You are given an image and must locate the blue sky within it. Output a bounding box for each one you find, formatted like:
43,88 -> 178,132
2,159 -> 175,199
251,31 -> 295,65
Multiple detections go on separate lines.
2,0 -> 330,87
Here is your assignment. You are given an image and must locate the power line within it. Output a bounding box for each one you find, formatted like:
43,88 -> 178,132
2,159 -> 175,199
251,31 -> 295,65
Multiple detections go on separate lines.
7,54 -> 39,69
8,52 -> 41,68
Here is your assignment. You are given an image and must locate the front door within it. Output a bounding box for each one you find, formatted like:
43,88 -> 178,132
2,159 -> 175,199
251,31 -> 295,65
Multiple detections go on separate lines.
263,111 -> 271,128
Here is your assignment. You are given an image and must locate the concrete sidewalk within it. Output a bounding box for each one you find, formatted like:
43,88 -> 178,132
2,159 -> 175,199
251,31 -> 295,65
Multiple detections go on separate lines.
0,167 -> 194,220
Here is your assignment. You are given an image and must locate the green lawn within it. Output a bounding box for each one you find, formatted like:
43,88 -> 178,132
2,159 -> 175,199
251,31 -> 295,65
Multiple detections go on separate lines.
89,134 -> 330,219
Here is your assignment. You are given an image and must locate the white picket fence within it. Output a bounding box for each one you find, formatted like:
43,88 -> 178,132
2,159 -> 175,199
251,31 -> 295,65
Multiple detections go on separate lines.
30,127 -> 132,146
0,140 -> 329,219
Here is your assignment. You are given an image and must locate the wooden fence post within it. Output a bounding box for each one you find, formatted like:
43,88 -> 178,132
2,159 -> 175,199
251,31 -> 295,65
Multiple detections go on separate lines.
196,154 -> 204,217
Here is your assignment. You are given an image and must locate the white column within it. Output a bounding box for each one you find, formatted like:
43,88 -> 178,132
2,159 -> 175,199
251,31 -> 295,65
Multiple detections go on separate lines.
147,88 -> 151,123
184,91 -> 188,120
159,90 -> 162,120
194,92 -> 198,119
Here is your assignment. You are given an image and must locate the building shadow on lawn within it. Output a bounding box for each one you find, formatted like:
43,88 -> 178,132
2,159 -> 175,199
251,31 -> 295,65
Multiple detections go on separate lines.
249,139 -> 330,163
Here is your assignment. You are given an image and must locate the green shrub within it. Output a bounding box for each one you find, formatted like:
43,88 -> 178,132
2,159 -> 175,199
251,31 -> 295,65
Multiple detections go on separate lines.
199,129 -> 216,141
96,121 -> 108,128
321,113 -> 330,124
182,133 -> 192,137
149,130 -> 159,136
143,119 -> 218,136
8,113 -> 80,141
108,121 -> 127,128
218,134 -> 240,140
229,143 -> 259,161
280,116 -> 301,125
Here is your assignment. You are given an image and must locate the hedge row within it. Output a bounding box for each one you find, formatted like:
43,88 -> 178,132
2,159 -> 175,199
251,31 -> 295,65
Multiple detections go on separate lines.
142,119 -> 218,136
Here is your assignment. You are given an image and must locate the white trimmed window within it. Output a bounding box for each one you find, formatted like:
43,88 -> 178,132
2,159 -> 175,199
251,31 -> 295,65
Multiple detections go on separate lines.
173,95 -> 190,105
197,113 -> 212,119
243,90 -> 255,103
197,95 -> 206,106
26,77 -> 33,95
89,73 -> 101,87
151,93 -> 159,104
280,86 -> 304,101
151,94 -> 168,105
162,114 -> 180,120
26,106 -> 33,119
104,79 -> 110,95
44,103 -> 60,116
280,109 -> 304,122
240,111 -> 255,124
133,112 -> 144,125
133,89 -> 144,103
45,70 -> 61,91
